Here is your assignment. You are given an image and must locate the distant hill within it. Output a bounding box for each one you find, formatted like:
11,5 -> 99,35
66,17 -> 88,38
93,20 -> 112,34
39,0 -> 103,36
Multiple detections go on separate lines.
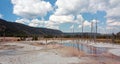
117,32 -> 120,35
0,19 -> 63,37
63,32 -> 101,36
63,32 -> 112,38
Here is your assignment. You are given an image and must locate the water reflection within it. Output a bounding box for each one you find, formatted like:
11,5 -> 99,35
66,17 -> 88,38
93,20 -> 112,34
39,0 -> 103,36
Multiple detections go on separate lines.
63,43 -> 108,55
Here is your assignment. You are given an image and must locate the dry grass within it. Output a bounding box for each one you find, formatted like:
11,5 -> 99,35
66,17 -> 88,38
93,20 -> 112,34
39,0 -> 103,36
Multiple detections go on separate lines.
0,45 -> 23,50
30,42 -> 45,46
30,42 -> 85,57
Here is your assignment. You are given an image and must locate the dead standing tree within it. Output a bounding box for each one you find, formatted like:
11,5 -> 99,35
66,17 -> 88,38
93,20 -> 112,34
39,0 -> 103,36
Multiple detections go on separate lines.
95,20 -> 97,42
80,20 -> 84,51
91,22 -> 93,41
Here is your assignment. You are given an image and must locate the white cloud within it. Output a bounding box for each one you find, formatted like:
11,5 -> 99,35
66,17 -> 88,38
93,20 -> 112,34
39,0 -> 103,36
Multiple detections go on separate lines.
46,24 -> 59,29
92,19 -> 99,23
75,15 -> 84,24
0,13 -> 3,18
106,0 -> 120,33
106,0 -> 120,24
45,20 -> 60,29
107,19 -> 120,26
88,0 -> 109,12
55,0 -> 110,15
55,1 -> 119,21
45,14 -> 75,29
12,0 -> 120,33
15,18 -> 30,24
107,7 -> 120,18
76,15 -> 84,21
55,0 -> 120,33
78,19 -> 98,29
70,25 -> 74,29
78,25 -> 82,28
11,0 -> 53,18
48,14 -> 85,30
55,0 -> 89,15
106,26 -> 120,33
15,18 -> 48,27
29,19 -> 47,27
15,18 -> 59,29
83,20 -> 91,27
49,15 -> 74,23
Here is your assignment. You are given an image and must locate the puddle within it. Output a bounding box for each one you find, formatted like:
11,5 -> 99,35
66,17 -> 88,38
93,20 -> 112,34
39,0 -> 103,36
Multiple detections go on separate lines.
63,42 -> 120,63
0,50 -> 27,55
63,43 -> 108,55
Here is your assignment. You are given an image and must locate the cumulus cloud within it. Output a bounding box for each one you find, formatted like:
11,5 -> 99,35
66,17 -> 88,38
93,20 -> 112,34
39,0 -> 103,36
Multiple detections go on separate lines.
55,0 -> 109,15
70,25 -> 74,29
75,15 -> 84,24
15,18 -> 47,27
11,0 -> 53,18
54,0 -> 120,33
45,14 -> 76,29
76,15 -> 84,21
107,19 -> 120,26
15,18 -> 30,24
46,22 -> 59,29
29,19 -> 47,27
106,2 -> 120,28
49,15 -> 74,23
55,0 -> 120,21
92,19 -> 99,23
12,0 -> 120,33
55,0 -> 89,15
105,0 -> 120,25
78,25 -> 82,28
83,20 -> 91,27
48,14 -> 85,29
15,18 -> 59,29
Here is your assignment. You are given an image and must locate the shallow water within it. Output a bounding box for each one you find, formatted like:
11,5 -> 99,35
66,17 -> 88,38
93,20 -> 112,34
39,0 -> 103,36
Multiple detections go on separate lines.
63,42 -> 108,55
62,41 -> 120,63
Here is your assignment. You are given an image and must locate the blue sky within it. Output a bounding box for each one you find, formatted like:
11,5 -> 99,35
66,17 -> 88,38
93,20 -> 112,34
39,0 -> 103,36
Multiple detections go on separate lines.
0,0 -> 21,22
0,0 -> 120,33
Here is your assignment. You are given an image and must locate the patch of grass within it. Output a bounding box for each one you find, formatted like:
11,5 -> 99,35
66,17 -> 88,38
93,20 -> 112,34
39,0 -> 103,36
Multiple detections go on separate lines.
114,39 -> 120,44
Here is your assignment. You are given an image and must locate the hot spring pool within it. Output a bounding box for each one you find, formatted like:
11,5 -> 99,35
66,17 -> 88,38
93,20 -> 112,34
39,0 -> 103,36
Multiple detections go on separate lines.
63,43 -> 108,55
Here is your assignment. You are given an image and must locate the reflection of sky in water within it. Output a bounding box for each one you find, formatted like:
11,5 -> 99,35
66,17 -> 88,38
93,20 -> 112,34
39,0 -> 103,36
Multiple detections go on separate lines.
63,43 -> 108,55
0,50 -> 27,55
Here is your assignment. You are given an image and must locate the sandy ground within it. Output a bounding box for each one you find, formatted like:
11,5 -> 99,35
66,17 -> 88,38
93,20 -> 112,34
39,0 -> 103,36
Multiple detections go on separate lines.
0,40 -> 120,64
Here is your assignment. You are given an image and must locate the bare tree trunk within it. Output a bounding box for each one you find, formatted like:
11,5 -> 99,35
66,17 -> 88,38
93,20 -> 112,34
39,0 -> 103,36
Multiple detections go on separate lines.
60,35 -> 62,44
82,20 -> 84,39
81,20 -> 84,51
91,22 -> 93,41
95,20 -> 97,42
3,32 -> 5,42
